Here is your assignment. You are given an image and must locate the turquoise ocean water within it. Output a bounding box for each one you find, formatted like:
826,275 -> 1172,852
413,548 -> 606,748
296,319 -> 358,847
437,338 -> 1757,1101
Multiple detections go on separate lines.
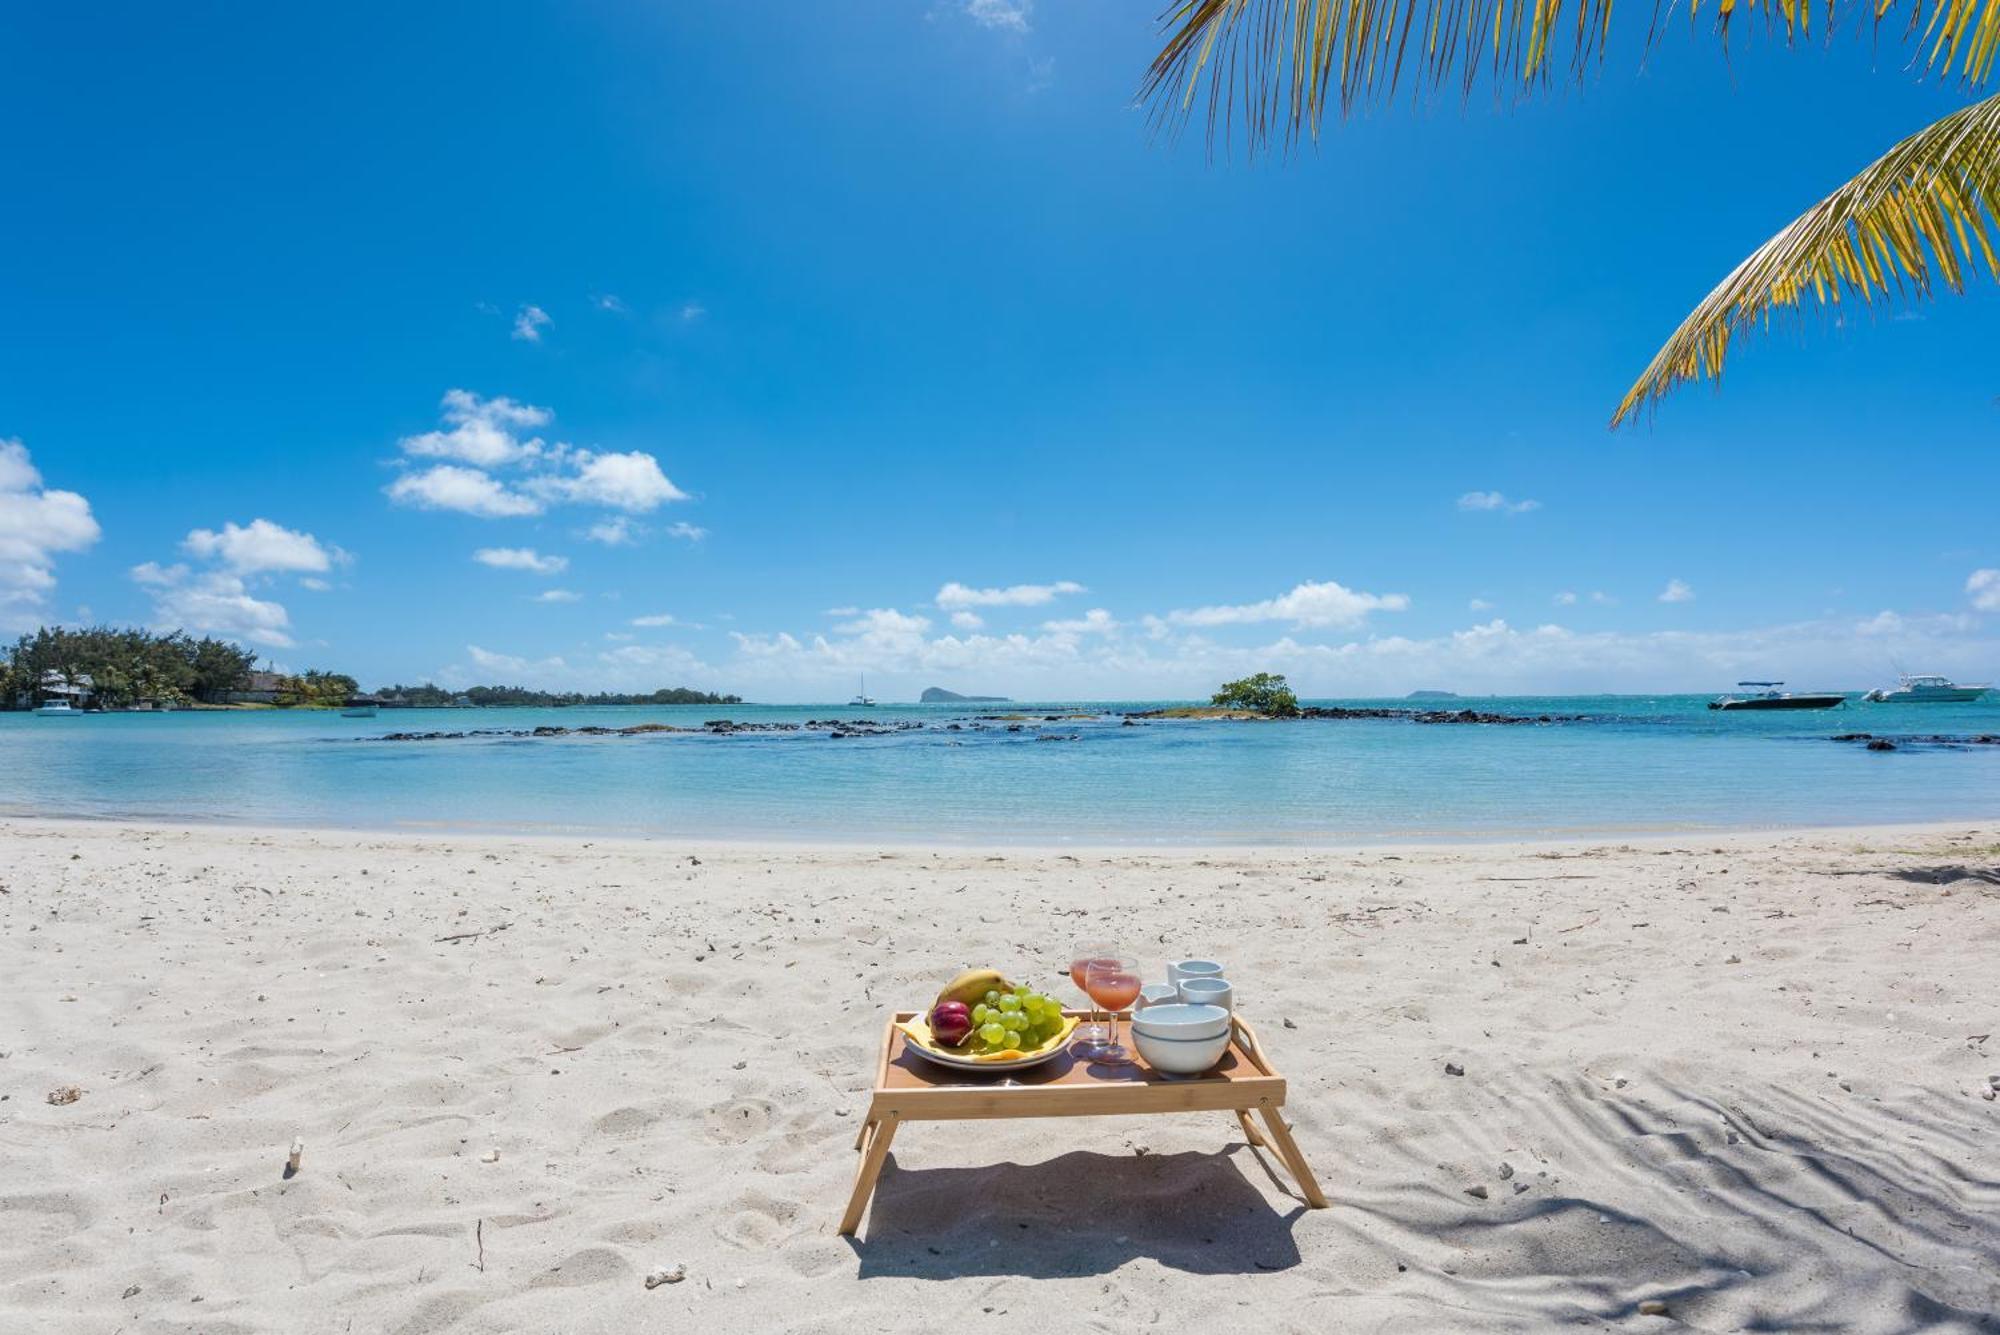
2,696 -> 1996,844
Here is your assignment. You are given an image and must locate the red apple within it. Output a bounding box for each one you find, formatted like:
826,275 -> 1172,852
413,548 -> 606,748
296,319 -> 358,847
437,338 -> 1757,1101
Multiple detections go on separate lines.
929,1000 -> 973,1045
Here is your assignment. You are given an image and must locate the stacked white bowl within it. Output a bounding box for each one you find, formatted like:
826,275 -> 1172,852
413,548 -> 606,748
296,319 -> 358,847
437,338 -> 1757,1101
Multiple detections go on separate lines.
1128,1002 -> 1231,1074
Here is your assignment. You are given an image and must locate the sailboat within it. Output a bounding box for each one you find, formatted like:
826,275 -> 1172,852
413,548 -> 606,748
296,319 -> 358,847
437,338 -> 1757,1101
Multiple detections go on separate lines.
847,674 -> 876,708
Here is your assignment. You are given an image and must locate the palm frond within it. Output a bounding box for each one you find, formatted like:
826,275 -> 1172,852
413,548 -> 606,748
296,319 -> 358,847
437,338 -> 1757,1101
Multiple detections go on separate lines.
1611,90 -> 2000,425
1143,0 -> 2000,154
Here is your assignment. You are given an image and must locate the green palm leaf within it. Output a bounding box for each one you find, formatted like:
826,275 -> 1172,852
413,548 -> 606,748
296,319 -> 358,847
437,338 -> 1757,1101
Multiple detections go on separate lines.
1612,91 -> 2000,424
1144,0 -> 2000,152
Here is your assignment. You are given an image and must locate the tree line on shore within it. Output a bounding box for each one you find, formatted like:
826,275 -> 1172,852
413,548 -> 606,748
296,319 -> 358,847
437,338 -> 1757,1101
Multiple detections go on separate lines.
1,625 -> 738,710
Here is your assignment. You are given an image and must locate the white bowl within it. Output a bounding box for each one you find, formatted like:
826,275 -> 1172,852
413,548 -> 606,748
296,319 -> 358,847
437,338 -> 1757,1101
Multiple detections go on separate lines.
1177,977 -> 1234,1011
1168,959 -> 1225,987
1129,1002 -> 1231,1041
1132,1027 -> 1231,1075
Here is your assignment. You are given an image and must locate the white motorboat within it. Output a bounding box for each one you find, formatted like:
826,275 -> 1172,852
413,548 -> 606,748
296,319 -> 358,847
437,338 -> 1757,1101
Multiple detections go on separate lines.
1862,674 -> 1991,704
34,699 -> 80,716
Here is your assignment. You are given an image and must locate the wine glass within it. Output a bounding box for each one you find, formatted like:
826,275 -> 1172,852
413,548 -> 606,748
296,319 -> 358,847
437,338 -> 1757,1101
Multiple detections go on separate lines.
1083,955 -> 1144,1065
1069,940 -> 1117,1054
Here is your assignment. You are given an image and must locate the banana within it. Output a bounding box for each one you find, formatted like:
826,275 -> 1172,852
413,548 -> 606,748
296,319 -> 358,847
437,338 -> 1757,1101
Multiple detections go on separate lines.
935,968 -> 1014,1009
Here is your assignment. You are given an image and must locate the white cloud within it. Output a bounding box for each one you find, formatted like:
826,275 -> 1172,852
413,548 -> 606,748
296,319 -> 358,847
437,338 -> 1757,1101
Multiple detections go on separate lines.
1168,579 -> 1409,629
1553,591 -> 1578,606
183,519 -> 345,575
539,450 -> 688,512
299,577 -> 331,592
936,579 -> 1085,609
965,0 -> 1030,32
835,608 -> 933,640
1043,608 -> 1117,635
631,613 -> 679,627
511,304 -> 551,342
387,391 -> 691,522
387,464 -> 542,517
437,641 -> 721,692
1589,591 -> 1618,606
399,389 -> 550,468
132,514 -> 340,646
1659,578 -> 1696,604
593,293 -> 626,313
135,566 -> 295,647
532,589 -> 581,603
1468,598 -> 1494,612
1968,568 -> 2000,611
680,301 -> 706,322
474,546 -> 568,575
586,517 -> 638,546
0,438 -> 100,626
950,610 -> 985,630
666,521 -> 708,542
130,560 -> 185,588
1458,491 -> 1541,515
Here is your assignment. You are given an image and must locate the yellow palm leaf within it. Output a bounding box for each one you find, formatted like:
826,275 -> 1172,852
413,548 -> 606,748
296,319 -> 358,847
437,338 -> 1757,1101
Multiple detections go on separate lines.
1611,91 -> 2000,424
1143,0 -> 2000,154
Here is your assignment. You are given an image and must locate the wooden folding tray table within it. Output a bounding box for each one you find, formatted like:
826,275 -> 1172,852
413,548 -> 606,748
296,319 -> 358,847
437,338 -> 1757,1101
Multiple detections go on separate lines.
841,1009 -> 1328,1236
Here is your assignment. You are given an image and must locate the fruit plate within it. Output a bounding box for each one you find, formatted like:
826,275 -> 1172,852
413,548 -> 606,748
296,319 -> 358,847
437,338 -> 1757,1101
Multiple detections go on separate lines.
895,1012 -> 1079,1072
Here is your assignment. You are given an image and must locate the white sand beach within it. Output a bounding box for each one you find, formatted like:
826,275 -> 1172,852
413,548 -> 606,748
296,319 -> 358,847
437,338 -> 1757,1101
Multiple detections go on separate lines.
2,817 -> 1996,1333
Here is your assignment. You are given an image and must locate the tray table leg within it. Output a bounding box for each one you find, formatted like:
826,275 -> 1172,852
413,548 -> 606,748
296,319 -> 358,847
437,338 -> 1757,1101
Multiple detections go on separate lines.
1258,1107 -> 1329,1208
1236,1108 -> 1267,1148
839,1115 -> 899,1236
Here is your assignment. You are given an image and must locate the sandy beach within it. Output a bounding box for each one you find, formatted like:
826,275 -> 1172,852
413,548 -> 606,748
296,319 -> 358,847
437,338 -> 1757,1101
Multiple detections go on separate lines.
1,817 -> 1996,1333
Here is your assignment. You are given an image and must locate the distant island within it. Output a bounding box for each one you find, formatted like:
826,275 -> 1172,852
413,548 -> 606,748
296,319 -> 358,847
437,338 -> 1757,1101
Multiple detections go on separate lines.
1406,690 -> 1460,700
920,686 -> 1011,703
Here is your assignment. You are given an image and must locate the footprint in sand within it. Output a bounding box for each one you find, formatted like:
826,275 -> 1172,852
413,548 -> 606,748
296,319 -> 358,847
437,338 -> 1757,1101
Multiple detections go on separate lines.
592,1104 -> 664,1140
702,1096 -> 775,1144
753,1109 -> 843,1174
527,1245 -> 631,1289
715,1188 -> 801,1249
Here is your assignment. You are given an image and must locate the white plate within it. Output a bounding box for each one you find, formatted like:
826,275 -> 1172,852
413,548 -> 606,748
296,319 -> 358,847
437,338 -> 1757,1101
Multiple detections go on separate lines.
906,1040 -> 1072,1073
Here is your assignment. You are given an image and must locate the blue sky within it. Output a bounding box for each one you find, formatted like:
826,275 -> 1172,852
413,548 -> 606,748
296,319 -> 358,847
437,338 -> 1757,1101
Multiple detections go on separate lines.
3,3 -> 1996,700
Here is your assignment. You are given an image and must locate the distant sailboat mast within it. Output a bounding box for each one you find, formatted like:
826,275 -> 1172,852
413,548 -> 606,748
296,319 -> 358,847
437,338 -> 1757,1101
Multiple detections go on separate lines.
848,673 -> 876,708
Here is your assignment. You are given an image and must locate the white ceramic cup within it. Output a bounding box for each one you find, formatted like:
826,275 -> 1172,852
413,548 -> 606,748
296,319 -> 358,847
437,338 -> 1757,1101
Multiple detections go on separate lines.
1168,959 -> 1225,987
1134,983 -> 1180,1013
1176,976 -> 1233,1011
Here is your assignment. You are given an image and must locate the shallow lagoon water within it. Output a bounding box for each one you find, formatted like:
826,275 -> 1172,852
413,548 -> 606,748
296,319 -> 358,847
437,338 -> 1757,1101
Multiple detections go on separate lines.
3,695 -> 1996,843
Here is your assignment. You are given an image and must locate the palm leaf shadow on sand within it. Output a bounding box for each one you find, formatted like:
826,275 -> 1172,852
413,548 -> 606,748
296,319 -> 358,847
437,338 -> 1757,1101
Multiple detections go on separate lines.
851,1144 -> 1307,1279
1335,1073 -> 2000,1329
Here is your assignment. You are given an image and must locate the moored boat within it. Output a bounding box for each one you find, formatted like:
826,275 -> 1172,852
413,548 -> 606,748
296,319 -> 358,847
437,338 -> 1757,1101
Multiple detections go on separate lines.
341,694 -> 384,718
1709,682 -> 1846,711
34,698 -> 80,716
1862,674 -> 1991,704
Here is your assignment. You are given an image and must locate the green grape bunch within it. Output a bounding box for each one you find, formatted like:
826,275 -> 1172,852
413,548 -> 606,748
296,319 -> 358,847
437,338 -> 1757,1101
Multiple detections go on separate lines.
969,983 -> 1067,1053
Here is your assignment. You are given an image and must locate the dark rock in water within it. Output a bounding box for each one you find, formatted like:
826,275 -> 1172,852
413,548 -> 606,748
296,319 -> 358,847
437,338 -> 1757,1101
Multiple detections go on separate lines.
1831,732 -> 2000,750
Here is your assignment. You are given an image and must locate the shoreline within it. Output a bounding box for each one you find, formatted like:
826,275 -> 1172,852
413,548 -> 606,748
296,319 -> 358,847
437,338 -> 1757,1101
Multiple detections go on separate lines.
3,809 -> 1996,856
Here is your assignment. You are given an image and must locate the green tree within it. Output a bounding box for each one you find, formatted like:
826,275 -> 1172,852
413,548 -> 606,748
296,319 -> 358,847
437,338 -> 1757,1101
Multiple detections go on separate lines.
1143,0 -> 2000,423
188,637 -> 255,703
1211,672 -> 1301,716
